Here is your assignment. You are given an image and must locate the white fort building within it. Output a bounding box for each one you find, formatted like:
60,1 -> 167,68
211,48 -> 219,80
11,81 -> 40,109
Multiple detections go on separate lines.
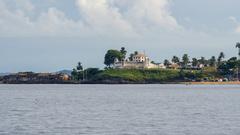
113,53 -> 166,69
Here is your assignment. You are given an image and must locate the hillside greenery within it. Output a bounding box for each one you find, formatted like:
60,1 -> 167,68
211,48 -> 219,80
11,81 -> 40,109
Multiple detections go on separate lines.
71,43 -> 240,83
85,68 -> 220,83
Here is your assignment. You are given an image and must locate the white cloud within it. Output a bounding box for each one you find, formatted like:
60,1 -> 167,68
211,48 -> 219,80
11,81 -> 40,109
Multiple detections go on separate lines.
234,24 -> 240,33
229,16 -> 240,34
16,0 -> 35,12
0,1 -> 34,36
113,0 -> 181,31
229,16 -> 238,23
0,1 -> 85,37
0,0 -> 181,37
36,8 -> 84,36
76,0 -> 135,36
75,0 -> 181,33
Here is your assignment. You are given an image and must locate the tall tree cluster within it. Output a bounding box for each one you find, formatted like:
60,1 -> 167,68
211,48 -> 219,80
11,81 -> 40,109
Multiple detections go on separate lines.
104,47 -> 127,67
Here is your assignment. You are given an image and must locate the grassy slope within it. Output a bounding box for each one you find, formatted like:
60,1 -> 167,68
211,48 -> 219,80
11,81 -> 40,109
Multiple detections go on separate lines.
93,68 -> 219,83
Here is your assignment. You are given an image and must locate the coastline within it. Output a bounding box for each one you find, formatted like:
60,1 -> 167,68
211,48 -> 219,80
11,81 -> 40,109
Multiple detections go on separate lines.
1,81 -> 240,85
2,68 -> 239,85
183,81 -> 240,85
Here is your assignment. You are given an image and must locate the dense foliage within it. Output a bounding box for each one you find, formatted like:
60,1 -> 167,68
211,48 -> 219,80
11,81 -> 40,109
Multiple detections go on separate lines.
104,47 -> 127,67
218,57 -> 240,76
89,68 -> 219,83
104,50 -> 123,67
71,43 -> 240,83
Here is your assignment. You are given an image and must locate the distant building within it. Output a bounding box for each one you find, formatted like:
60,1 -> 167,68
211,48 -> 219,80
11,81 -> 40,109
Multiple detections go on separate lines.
114,53 -> 166,69
168,63 -> 180,69
188,63 -> 205,70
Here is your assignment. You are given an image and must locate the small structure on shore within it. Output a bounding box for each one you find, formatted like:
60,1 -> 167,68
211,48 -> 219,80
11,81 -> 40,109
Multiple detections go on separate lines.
114,53 -> 166,69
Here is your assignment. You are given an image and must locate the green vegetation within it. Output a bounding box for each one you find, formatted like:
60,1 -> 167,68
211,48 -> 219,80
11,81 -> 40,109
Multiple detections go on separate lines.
191,58 -> 197,67
172,56 -> 180,64
128,51 -> 138,61
182,54 -> 190,68
209,56 -> 217,67
104,50 -> 123,67
70,42 -> 240,83
83,67 -> 220,83
164,59 -> 171,67
104,47 -> 127,67
217,52 -> 225,66
236,42 -> 240,57
97,69 -> 181,82
71,62 -> 84,80
218,57 -> 240,76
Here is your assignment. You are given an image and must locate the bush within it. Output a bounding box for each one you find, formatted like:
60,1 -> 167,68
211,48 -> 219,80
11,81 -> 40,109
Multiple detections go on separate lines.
90,68 -> 220,83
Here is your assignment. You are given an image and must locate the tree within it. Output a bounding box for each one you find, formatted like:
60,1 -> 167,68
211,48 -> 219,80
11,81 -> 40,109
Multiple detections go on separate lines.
218,57 -> 239,77
209,56 -> 216,67
72,62 -> 84,81
198,57 -> 209,66
151,61 -> 156,64
77,62 -> 83,71
120,47 -> 127,59
71,68 -> 78,80
236,42 -> 240,80
164,59 -> 171,67
192,58 -> 198,67
104,49 -> 123,67
182,54 -> 189,68
228,57 -> 238,69
172,56 -> 180,64
217,52 -> 225,65
77,62 -> 84,80
85,68 -> 101,79
129,53 -> 134,61
236,42 -> 240,58
128,51 -> 139,61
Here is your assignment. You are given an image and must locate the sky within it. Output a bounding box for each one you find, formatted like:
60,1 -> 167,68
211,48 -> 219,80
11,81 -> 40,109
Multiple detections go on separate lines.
0,0 -> 240,72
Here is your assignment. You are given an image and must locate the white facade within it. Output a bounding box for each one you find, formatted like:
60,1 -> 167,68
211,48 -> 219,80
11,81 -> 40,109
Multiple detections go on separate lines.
132,54 -> 149,62
114,53 -> 166,69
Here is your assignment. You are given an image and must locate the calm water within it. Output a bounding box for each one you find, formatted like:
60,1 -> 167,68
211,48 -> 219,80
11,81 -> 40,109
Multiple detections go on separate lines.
0,85 -> 240,135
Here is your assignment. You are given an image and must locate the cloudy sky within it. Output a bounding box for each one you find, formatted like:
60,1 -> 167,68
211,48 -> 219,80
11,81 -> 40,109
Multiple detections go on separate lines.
0,0 -> 240,72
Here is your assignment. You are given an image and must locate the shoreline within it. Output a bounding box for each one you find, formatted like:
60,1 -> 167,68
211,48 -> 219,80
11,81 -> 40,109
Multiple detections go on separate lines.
1,81 -> 240,85
183,81 -> 240,85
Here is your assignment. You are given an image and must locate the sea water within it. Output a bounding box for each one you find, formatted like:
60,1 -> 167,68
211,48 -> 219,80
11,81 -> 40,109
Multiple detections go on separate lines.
0,84 -> 240,135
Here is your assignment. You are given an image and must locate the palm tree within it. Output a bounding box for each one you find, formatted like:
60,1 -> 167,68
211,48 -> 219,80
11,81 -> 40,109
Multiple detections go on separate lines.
192,58 -> 198,67
236,42 -> 240,81
219,52 -> 225,60
172,56 -> 180,64
236,42 -> 240,59
209,56 -> 216,67
182,54 -> 189,68
217,52 -> 225,66
77,62 -> 83,71
120,47 -> 127,59
199,57 -> 206,65
77,62 -> 84,80
134,51 -> 138,55
164,59 -> 171,67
